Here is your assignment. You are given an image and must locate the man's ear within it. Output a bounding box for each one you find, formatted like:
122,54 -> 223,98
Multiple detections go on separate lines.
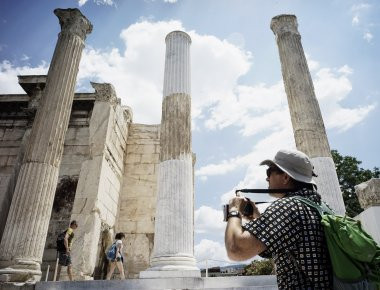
282,173 -> 291,185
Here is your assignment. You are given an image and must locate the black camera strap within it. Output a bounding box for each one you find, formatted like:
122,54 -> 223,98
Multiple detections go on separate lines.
235,188 -> 300,194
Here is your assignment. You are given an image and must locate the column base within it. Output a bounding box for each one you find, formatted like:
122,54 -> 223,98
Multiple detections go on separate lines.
140,255 -> 200,278
0,259 -> 41,283
140,269 -> 201,278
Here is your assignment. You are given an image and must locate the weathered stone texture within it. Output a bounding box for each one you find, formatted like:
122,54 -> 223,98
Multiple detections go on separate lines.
271,14 -> 346,215
0,8 -> 92,282
271,14 -> 331,158
355,178 -> 380,210
124,233 -> 154,278
69,83 -> 129,280
160,93 -> 191,161
142,30 -> 199,278
118,124 -> 160,278
355,178 -> 380,245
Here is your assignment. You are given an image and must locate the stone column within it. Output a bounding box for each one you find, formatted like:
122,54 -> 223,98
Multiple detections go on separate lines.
140,31 -> 200,278
0,8 -> 92,282
270,15 -> 345,214
355,178 -> 380,245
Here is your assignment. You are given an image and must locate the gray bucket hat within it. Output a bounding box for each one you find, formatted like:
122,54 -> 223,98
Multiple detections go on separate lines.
260,149 -> 317,185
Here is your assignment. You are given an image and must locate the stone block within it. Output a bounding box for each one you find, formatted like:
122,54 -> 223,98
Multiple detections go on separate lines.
126,144 -> 157,155
127,138 -> 160,145
71,197 -> 97,215
118,220 -> 137,233
62,145 -> 89,156
124,233 -> 153,277
65,127 -> 89,145
141,153 -> 159,164
355,178 -> 380,210
120,197 -> 156,218
0,148 -> 19,156
136,219 -> 155,233
125,154 -> 141,164
132,164 -> 155,175
6,156 -> 16,166
0,156 -> 8,167
121,183 -> 156,198
3,128 -> 25,141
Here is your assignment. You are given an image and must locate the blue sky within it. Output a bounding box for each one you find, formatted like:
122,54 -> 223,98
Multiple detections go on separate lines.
1,0 -> 379,268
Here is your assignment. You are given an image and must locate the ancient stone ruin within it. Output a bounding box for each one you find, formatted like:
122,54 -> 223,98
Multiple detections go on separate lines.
3,7 -> 376,290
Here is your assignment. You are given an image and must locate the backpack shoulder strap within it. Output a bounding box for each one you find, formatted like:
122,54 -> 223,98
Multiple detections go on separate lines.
290,196 -> 334,216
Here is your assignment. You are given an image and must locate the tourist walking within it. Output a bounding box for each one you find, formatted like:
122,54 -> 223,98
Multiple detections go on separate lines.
56,220 -> 78,281
106,232 -> 126,280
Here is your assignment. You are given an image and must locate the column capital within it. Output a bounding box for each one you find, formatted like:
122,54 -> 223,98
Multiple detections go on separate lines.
122,106 -> 133,123
91,82 -> 120,105
54,8 -> 92,40
270,14 -> 299,37
355,178 -> 380,210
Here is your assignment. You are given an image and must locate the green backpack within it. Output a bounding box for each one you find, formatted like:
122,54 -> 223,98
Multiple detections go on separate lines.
292,196 -> 380,290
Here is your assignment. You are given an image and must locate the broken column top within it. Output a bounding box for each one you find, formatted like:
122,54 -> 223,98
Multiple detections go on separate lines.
165,30 -> 191,43
355,178 -> 380,210
54,8 -> 93,39
270,14 -> 299,36
18,75 -> 47,97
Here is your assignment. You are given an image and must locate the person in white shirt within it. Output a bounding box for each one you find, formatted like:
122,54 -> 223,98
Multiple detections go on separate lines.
106,232 -> 126,280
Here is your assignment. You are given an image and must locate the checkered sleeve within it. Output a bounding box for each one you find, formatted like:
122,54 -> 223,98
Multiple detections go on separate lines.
242,198 -> 301,257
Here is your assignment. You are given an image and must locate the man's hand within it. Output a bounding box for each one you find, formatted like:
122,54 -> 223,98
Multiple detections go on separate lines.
228,196 -> 260,220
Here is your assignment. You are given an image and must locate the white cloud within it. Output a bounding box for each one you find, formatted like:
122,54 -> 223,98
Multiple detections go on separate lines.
195,206 -> 225,234
164,0 -> 178,3
352,15 -> 360,26
306,53 -> 320,71
349,3 -> 373,43
77,20 -> 252,125
314,65 -> 375,131
78,0 -> 115,6
195,239 -> 230,268
78,0 -> 88,6
363,32 -> 373,42
350,3 -> 371,12
21,54 -> 30,61
0,60 -> 48,93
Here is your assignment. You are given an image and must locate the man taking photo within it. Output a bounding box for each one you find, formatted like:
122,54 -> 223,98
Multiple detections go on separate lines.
225,149 -> 332,289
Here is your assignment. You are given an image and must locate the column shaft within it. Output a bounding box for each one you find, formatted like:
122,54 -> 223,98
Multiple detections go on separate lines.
141,31 -> 199,278
271,15 -> 346,214
0,8 -> 92,282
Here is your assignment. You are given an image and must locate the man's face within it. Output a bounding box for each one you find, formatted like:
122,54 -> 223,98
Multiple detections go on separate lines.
266,166 -> 287,196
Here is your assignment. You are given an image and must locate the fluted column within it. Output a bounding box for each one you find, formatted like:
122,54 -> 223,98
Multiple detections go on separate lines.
140,31 -> 200,278
0,8 -> 92,282
271,15 -> 345,214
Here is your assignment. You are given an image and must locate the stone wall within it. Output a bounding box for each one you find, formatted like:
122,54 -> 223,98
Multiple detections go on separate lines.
118,124 -> 160,278
0,96 -> 29,239
0,86 -> 162,281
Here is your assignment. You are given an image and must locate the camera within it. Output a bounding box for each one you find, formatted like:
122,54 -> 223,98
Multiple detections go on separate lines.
223,202 -> 254,222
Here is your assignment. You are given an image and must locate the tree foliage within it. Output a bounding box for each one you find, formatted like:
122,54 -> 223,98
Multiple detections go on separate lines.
331,150 -> 380,217
243,259 -> 275,276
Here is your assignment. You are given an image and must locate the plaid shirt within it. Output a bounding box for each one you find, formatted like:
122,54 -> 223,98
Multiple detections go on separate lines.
242,189 -> 332,289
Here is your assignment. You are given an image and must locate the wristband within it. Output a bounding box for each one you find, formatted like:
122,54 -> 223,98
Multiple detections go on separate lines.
227,211 -> 241,219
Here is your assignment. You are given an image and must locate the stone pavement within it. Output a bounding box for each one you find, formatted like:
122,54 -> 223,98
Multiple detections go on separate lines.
1,276 -> 278,290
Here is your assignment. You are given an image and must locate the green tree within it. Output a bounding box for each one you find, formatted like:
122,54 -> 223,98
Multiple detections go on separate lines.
331,150 -> 380,217
243,259 -> 275,276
